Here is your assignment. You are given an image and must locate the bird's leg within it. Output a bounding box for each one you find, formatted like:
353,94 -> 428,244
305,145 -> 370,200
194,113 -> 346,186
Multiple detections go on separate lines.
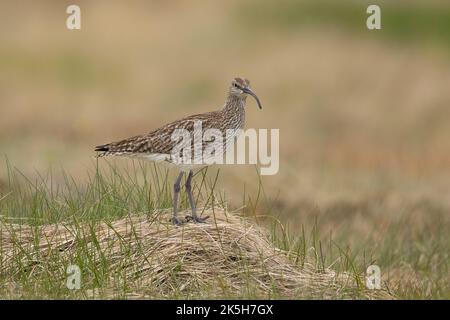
185,169 -> 209,223
172,171 -> 184,225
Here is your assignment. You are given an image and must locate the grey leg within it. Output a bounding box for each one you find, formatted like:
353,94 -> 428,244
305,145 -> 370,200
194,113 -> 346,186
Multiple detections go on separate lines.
172,171 -> 184,225
185,169 -> 209,223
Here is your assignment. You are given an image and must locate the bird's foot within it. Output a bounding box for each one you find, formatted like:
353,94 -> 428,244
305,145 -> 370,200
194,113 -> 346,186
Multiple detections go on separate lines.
171,216 -> 184,226
186,215 -> 210,224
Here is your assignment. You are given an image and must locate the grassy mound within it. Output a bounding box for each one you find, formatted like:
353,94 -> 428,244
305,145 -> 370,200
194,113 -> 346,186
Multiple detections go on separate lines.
0,207 -> 392,299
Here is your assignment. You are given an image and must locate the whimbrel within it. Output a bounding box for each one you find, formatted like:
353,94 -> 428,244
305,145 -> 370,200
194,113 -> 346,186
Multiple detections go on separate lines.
95,77 -> 262,225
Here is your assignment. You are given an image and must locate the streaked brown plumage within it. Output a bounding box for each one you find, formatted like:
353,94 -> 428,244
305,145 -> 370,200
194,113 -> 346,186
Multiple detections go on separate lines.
95,77 -> 262,225
95,110 -> 228,157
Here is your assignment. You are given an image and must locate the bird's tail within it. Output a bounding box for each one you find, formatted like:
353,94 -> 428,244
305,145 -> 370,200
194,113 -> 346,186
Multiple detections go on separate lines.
94,144 -> 111,157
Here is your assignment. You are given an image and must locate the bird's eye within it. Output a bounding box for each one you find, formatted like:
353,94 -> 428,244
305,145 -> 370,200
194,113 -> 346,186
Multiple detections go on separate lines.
233,83 -> 238,88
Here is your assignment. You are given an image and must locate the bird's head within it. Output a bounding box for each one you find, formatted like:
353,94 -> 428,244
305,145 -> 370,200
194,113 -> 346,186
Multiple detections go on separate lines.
229,77 -> 262,109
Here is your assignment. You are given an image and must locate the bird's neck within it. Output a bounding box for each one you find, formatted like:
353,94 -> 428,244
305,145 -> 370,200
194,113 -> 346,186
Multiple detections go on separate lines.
223,94 -> 246,112
222,94 -> 246,129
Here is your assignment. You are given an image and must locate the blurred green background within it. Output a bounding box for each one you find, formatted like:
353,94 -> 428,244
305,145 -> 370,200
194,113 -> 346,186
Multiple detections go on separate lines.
1,0 -> 450,298
1,0 -> 449,204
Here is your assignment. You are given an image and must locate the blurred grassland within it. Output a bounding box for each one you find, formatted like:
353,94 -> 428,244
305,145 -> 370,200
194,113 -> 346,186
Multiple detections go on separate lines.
0,0 -> 449,298
240,0 -> 450,48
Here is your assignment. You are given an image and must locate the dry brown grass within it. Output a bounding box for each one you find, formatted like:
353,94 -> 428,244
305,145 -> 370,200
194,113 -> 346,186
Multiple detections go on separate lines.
0,207 -> 393,299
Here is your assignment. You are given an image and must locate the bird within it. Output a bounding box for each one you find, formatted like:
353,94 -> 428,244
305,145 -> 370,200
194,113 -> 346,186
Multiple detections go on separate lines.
95,77 -> 262,225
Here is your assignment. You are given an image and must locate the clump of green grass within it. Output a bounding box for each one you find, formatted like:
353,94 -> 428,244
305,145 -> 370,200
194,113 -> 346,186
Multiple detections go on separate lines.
0,160 -> 390,299
270,197 -> 450,299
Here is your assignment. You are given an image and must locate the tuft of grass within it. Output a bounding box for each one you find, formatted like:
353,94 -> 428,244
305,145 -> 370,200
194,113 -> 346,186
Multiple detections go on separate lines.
0,160 -> 394,299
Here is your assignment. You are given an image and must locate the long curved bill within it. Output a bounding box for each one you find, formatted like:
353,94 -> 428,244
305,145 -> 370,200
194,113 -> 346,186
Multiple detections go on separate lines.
243,88 -> 263,109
